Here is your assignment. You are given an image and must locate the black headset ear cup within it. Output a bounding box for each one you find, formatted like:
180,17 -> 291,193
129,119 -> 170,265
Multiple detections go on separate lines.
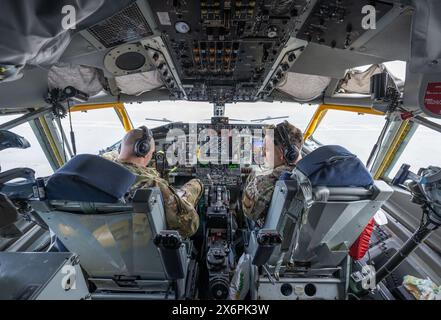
135,140 -> 149,157
134,126 -> 152,157
276,123 -> 299,164
284,145 -> 299,163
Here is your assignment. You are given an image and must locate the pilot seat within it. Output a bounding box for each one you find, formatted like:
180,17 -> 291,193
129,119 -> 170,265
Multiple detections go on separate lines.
31,154 -> 194,300
247,145 -> 394,300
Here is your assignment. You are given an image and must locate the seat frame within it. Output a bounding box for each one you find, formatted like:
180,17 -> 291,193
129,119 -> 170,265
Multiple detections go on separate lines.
247,175 -> 393,300
31,187 -> 191,300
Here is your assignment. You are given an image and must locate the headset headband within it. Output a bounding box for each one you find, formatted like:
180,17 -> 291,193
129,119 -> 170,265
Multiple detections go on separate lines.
139,126 -> 153,142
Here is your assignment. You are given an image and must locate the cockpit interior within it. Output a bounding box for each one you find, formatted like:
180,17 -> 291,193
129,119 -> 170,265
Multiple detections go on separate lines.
0,0 -> 441,301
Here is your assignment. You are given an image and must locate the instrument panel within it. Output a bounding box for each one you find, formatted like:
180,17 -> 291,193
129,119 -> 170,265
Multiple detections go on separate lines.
152,118 -> 265,187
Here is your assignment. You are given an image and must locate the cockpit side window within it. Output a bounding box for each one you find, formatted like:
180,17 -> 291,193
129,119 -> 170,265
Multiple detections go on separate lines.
0,116 -> 51,177
388,118 -> 441,178
59,108 -> 125,155
311,110 -> 386,163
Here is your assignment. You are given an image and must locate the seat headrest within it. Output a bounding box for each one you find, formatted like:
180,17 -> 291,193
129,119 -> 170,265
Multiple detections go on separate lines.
46,154 -> 136,203
296,145 -> 373,187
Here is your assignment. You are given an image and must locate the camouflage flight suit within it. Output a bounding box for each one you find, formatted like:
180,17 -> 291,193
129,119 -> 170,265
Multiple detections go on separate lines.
114,159 -> 203,238
101,150 -> 119,162
242,165 -> 294,225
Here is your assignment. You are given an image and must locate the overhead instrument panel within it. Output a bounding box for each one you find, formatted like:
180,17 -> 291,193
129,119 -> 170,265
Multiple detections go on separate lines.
296,0 -> 393,50
148,0 -> 311,103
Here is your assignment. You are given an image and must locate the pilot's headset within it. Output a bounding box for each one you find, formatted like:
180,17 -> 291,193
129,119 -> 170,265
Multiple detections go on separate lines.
118,126 -> 153,157
274,122 -> 300,165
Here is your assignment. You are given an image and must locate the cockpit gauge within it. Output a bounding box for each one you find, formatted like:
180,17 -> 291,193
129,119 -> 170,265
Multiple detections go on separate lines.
175,21 -> 190,34
267,26 -> 278,38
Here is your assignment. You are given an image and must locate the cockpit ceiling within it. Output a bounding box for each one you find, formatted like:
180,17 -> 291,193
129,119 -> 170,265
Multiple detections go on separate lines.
0,0 -> 441,118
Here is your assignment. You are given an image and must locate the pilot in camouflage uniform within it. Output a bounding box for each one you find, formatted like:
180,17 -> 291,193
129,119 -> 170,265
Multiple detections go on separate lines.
242,165 -> 294,223
116,159 -> 203,238
104,127 -> 203,238
242,121 -> 304,226
101,149 -> 119,162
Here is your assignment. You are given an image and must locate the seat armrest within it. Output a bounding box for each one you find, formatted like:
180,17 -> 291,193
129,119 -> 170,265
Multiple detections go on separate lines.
154,230 -> 187,280
0,168 -> 35,185
251,229 -> 282,266
0,168 -> 35,200
371,180 -> 394,202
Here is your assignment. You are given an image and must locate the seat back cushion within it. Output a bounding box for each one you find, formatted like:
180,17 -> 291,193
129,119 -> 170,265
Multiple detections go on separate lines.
46,154 -> 136,203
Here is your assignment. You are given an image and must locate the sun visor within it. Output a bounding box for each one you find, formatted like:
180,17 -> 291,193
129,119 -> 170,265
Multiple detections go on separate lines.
276,72 -> 331,101
115,71 -> 164,96
48,63 -> 105,97
337,64 -> 404,94
338,64 -> 384,94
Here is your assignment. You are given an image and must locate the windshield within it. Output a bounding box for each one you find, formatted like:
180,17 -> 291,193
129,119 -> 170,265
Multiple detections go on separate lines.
126,101 -> 317,130
0,102 -> 317,175
312,110 -> 386,163
2,100 -> 440,179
